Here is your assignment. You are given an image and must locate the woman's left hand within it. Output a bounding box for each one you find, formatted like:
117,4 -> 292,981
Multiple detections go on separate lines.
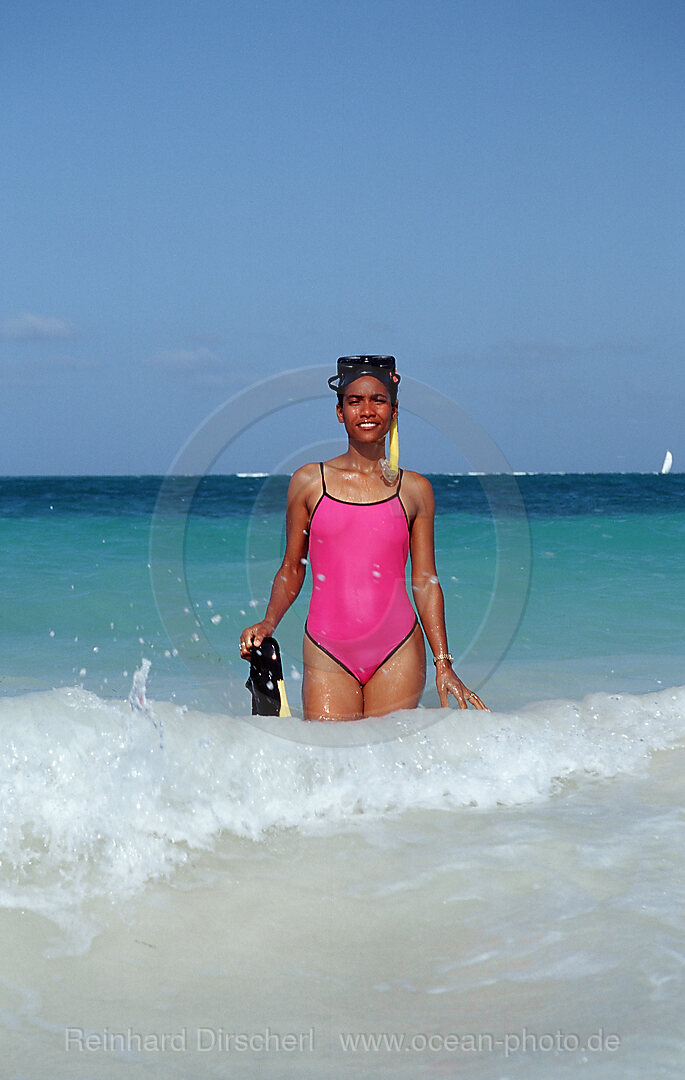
436,666 -> 489,710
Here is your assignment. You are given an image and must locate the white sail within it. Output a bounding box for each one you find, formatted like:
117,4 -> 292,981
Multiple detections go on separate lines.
660,450 -> 673,475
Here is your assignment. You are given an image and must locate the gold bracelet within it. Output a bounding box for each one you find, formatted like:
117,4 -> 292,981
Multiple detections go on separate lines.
433,652 -> 453,665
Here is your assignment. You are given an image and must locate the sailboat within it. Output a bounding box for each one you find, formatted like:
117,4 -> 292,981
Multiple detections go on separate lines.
660,450 -> 673,475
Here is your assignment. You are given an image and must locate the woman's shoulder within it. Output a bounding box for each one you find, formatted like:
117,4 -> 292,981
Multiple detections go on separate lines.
290,461 -> 321,481
400,469 -> 435,513
401,469 -> 434,495
287,462 -> 323,506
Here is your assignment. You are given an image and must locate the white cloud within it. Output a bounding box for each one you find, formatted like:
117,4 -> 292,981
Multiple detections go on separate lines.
0,312 -> 77,341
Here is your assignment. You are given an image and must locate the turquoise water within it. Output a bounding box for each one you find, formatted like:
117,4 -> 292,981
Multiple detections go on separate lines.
3,473 -> 683,706
2,473 -> 684,1079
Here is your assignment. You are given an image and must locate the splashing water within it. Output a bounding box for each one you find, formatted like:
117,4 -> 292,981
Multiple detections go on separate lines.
128,658 -> 163,748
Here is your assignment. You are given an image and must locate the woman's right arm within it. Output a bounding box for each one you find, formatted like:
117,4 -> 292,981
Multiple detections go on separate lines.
239,465 -> 317,656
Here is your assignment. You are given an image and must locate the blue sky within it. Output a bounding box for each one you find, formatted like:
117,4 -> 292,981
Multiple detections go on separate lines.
2,0 -> 683,474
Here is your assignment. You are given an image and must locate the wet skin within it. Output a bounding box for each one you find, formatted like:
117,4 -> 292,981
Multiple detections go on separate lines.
240,376 -> 488,719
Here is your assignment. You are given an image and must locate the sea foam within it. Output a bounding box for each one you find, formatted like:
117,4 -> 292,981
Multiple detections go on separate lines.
1,673 -> 683,952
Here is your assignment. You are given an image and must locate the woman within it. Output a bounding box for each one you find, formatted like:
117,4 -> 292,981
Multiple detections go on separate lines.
240,356 -> 488,720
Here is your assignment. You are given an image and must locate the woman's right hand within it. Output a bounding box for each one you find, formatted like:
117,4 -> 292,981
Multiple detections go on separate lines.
239,621 -> 274,659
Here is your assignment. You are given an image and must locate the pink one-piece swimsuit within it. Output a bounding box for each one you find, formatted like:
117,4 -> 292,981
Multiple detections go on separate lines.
305,463 -> 418,685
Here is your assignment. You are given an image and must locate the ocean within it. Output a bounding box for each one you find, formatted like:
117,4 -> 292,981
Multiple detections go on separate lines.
2,472 -> 684,1079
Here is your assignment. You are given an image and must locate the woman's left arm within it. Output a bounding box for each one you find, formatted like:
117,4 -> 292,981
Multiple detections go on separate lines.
407,473 -> 489,711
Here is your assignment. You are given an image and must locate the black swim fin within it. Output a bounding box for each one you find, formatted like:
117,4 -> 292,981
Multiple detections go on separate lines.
244,636 -> 292,717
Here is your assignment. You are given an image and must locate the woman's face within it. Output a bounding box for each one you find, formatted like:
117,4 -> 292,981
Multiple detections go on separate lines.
336,375 -> 397,441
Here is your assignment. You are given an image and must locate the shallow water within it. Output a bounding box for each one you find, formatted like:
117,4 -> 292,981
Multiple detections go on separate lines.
2,682 -> 684,1078
2,474 -> 684,1077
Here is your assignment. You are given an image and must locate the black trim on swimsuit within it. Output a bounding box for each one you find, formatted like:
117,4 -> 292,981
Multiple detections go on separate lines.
310,464 -> 412,534
305,615 -> 419,688
318,462 -> 404,506
305,463 -> 417,685
307,462 -> 326,529
323,490 -> 402,506
396,469 -> 412,534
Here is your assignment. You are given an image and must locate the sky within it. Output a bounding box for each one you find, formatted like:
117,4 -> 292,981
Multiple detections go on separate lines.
2,0 -> 684,475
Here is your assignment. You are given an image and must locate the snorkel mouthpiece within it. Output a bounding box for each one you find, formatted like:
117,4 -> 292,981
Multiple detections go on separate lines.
381,415 -> 399,483
329,355 -> 401,481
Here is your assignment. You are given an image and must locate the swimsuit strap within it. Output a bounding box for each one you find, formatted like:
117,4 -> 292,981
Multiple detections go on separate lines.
319,461 -> 403,501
